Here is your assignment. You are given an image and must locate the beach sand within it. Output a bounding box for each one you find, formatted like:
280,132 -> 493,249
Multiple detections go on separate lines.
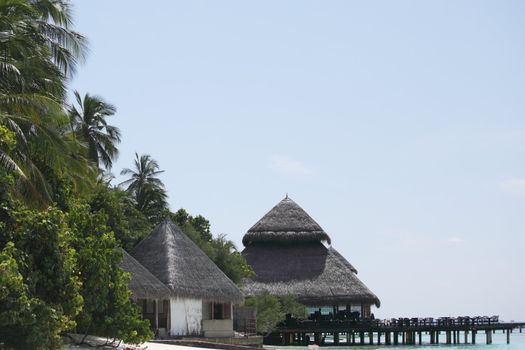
65,335 -> 211,350
68,342 -> 211,350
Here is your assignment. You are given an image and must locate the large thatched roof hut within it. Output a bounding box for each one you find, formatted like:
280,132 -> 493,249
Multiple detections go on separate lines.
132,219 -> 243,337
242,196 -> 380,318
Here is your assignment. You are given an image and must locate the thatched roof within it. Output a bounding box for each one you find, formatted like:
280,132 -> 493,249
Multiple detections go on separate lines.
241,242 -> 380,307
119,248 -> 172,300
243,196 -> 331,246
131,219 -> 244,303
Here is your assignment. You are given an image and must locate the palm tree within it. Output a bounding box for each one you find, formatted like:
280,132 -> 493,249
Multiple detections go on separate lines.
119,153 -> 169,223
0,0 -> 93,204
0,0 -> 87,105
69,91 -> 121,170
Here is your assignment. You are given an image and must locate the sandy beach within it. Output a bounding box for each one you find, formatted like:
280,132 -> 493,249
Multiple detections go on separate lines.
67,342 -> 212,350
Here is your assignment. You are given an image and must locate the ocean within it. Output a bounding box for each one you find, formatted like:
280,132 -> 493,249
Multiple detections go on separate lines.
268,331 -> 525,349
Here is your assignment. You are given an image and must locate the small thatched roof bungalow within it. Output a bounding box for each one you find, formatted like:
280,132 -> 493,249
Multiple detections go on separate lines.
119,248 -> 172,300
242,196 -> 380,318
132,219 -> 244,337
119,248 -> 173,332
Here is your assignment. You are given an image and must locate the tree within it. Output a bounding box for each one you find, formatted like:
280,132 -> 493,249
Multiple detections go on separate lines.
68,202 -> 152,345
280,295 -> 307,319
0,0 -> 93,204
170,209 -> 254,284
0,202 -> 82,349
245,293 -> 306,335
0,185 -> 153,349
245,292 -> 283,335
89,185 -> 152,250
171,208 -> 212,242
120,153 -> 169,224
0,1 -> 153,348
69,91 -> 121,170
209,234 -> 254,284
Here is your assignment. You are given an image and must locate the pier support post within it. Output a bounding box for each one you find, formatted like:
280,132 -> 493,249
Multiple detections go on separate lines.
436,331 -> 440,344
314,332 -> 321,345
334,332 -> 339,345
360,332 -> 364,345
430,331 -> 435,344
507,329 -> 510,344
369,331 -> 373,345
385,331 -> 391,345
418,331 -> 422,345
472,330 -> 476,344
402,331 -> 406,345
446,330 -> 451,344
393,332 -> 399,345
453,330 -> 457,344
464,330 -> 468,344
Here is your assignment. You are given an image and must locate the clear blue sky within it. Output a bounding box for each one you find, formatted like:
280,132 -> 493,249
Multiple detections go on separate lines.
71,1 -> 525,321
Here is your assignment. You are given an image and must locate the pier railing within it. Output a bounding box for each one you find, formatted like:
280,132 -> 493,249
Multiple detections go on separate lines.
271,315 -> 525,346
280,315 -> 504,330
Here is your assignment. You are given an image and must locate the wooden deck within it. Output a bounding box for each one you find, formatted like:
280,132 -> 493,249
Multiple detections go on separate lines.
270,316 -> 525,346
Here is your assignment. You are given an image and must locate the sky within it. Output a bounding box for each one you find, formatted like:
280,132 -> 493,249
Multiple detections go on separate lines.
70,1 -> 525,321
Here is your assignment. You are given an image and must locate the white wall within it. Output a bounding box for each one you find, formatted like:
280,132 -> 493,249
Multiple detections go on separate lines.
170,296 -> 202,336
202,319 -> 234,338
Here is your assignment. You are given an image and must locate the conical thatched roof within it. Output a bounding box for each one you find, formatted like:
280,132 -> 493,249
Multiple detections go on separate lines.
241,242 -> 380,307
243,196 -> 331,246
241,197 -> 380,307
131,220 -> 244,303
119,248 -> 172,300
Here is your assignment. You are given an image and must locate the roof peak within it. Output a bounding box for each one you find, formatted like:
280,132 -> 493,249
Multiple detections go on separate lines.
131,219 -> 244,303
243,197 -> 331,246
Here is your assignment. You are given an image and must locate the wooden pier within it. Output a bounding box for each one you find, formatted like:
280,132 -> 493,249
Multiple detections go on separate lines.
269,316 -> 525,346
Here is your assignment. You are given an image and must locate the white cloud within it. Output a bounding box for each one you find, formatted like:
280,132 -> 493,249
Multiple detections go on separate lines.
446,236 -> 465,244
500,178 -> 525,196
269,155 -> 312,177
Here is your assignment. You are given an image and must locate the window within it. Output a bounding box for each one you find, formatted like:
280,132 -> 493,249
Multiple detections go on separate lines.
211,302 -> 231,320
213,303 -> 223,319
223,303 -> 231,319
146,300 -> 154,313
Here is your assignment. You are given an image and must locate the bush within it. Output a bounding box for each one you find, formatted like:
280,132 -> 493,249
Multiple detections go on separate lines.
245,293 -> 306,335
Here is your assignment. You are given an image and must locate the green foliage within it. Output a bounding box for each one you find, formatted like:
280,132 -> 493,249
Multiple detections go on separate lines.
120,153 -> 169,225
0,125 -> 16,150
69,91 -> 121,170
68,202 -> 153,344
0,1 -> 154,348
280,294 -> 307,319
0,242 -> 36,348
245,292 -> 283,335
89,185 -> 152,250
245,293 -> 306,335
0,0 -> 94,205
0,202 -> 82,349
209,234 -> 255,284
0,196 -> 153,348
171,208 -> 254,284
171,208 -> 212,242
